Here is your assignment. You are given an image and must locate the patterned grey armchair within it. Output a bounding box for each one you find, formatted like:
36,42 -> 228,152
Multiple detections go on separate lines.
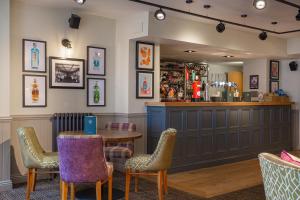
258,152 -> 300,200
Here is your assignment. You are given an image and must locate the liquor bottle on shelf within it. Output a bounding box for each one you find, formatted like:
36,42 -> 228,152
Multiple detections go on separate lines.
32,79 -> 39,102
93,81 -> 100,103
31,43 -> 39,69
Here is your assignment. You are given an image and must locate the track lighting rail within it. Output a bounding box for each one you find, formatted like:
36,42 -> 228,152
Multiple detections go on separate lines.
129,0 -> 300,35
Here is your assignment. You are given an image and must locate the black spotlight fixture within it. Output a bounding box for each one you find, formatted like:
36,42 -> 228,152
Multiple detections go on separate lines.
74,0 -> 86,5
62,39 -> 72,48
296,10 -> 300,21
216,22 -> 225,33
186,0 -> 193,3
259,31 -> 268,40
289,61 -> 298,71
154,8 -> 166,21
68,14 -> 81,29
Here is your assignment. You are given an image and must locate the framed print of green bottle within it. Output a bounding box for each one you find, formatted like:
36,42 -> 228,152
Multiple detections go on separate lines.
87,46 -> 106,76
22,39 -> 47,73
87,78 -> 106,106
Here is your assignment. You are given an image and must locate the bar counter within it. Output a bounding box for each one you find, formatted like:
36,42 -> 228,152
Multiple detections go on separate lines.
146,101 -> 293,172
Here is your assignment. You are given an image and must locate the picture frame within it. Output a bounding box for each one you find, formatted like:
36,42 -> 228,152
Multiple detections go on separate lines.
87,46 -> 106,76
87,78 -> 106,106
136,41 -> 154,71
136,71 -> 154,99
270,80 -> 279,93
270,60 -> 279,80
249,75 -> 259,89
22,39 -> 47,73
23,74 -> 47,107
49,57 -> 85,89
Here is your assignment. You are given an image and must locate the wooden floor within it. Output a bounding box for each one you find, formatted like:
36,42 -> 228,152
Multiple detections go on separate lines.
167,159 -> 262,198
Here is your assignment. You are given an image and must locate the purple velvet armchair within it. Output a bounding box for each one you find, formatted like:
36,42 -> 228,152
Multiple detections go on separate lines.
57,135 -> 113,200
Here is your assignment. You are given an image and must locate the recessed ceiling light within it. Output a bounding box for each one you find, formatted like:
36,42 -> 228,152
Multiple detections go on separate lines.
186,0 -> 193,4
74,0 -> 86,5
271,21 -> 278,25
253,0 -> 266,10
241,14 -> 248,18
154,8 -> 166,21
223,55 -> 234,58
203,4 -> 211,9
184,50 -> 196,53
296,10 -> 300,21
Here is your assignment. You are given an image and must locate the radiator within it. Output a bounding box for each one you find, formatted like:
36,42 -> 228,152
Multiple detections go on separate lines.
51,113 -> 92,151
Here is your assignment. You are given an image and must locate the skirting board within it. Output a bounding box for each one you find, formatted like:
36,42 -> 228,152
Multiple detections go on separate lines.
0,180 -> 12,192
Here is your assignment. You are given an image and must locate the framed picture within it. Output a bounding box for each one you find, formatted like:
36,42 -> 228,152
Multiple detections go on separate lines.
23,39 -> 47,73
136,71 -> 154,99
87,78 -> 106,106
270,80 -> 279,93
87,46 -> 106,76
249,75 -> 259,89
270,60 -> 279,80
49,57 -> 85,89
136,42 -> 154,70
23,75 -> 47,107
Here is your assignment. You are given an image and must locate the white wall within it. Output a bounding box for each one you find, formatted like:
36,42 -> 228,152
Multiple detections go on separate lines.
10,1 -> 116,115
209,63 -> 243,74
243,59 -> 268,93
0,0 -> 10,117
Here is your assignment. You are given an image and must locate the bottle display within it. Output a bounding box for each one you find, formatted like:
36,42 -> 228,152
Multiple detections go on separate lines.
93,81 -> 100,103
31,43 -> 39,69
32,79 -> 39,102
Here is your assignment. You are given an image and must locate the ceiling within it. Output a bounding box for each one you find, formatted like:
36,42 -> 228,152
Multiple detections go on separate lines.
17,0 -> 300,38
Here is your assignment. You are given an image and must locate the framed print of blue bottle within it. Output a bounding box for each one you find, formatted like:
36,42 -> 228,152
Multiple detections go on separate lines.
22,39 -> 47,73
87,46 -> 106,76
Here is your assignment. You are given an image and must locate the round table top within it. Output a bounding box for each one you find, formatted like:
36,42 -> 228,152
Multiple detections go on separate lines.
60,130 -> 142,142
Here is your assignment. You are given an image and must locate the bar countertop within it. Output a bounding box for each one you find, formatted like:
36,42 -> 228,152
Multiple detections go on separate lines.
145,101 -> 294,107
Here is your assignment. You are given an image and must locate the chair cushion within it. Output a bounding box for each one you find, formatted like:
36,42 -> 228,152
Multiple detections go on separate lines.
125,154 -> 152,171
104,146 -> 133,159
106,162 -> 113,177
280,150 -> 300,166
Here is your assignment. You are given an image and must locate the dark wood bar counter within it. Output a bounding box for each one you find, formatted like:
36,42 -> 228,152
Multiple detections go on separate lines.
146,101 -> 293,172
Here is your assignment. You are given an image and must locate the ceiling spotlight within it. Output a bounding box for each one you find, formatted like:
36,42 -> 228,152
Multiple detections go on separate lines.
253,0 -> 266,10
296,10 -> 300,21
271,21 -> 278,25
241,14 -> 248,18
186,0 -> 193,4
74,0 -> 86,5
203,4 -> 211,9
154,8 -> 166,21
223,55 -> 234,58
216,22 -> 225,33
259,31 -> 268,40
62,39 -> 72,48
184,50 -> 196,53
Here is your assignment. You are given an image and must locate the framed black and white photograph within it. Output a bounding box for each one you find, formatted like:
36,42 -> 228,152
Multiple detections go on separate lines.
23,39 -> 47,73
49,57 -> 85,89
87,78 -> 106,106
23,75 -> 47,107
136,42 -> 154,71
136,71 -> 154,99
87,46 -> 106,76
270,80 -> 279,93
250,75 -> 259,89
270,60 -> 279,80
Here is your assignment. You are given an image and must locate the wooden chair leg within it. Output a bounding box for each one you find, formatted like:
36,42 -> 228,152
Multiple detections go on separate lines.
61,181 -> 68,200
59,179 -> 62,196
163,170 -> 168,194
26,168 -> 33,200
96,181 -> 102,200
30,168 -> 37,192
108,176 -> 113,200
134,170 -> 139,192
157,170 -> 164,200
70,183 -> 75,200
125,169 -> 131,200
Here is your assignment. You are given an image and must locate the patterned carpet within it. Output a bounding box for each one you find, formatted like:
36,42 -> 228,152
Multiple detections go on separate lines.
0,173 -> 266,200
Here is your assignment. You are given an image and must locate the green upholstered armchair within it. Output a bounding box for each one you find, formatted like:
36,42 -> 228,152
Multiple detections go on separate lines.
258,152 -> 300,200
16,127 -> 59,200
125,128 -> 177,200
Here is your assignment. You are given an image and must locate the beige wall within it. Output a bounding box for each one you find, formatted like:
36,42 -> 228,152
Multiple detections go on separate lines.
10,1 -> 116,115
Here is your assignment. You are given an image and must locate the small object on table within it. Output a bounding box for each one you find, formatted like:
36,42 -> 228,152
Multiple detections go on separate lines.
84,115 -> 97,135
